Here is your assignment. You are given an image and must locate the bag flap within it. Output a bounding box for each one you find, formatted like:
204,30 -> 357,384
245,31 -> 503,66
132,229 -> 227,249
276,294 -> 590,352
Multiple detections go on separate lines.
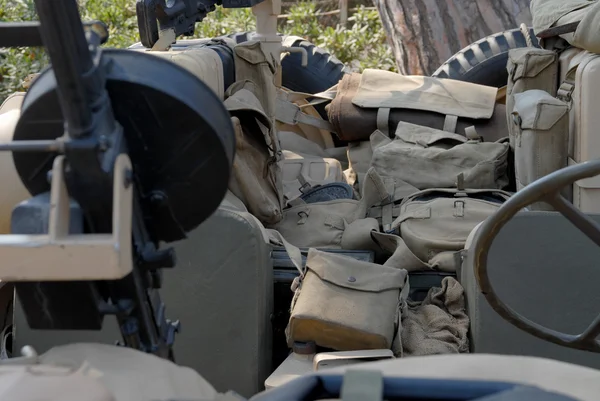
351,69 -> 497,119
305,248 -> 407,292
508,48 -> 557,81
531,0 -> 593,32
234,40 -> 275,71
393,122 -> 468,147
513,90 -> 568,130
573,0 -> 600,53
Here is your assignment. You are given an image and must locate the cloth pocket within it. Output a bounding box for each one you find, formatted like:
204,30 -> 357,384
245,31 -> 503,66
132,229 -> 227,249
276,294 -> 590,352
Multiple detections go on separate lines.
512,89 -> 570,209
506,48 -> 559,149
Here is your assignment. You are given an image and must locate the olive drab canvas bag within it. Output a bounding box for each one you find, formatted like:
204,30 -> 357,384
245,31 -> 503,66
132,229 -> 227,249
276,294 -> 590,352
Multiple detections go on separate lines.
225,81 -> 284,225
266,229 -> 409,355
369,122 -> 510,192
269,168 -> 392,249
512,89 -> 570,209
381,185 -> 512,273
505,47 -> 560,149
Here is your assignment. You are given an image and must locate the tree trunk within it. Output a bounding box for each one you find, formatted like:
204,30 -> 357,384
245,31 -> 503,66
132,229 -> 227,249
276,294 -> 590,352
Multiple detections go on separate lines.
374,0 -> 533,75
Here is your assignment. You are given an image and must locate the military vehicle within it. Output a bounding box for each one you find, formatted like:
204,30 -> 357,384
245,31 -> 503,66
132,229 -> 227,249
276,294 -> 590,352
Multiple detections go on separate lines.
1,0 -> 600,399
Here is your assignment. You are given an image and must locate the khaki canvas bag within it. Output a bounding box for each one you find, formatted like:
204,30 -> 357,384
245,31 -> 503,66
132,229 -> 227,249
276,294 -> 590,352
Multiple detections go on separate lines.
287,248 -> 409,352
383,186 -> 512,272
269,167 -> 391,248
512,89 -> 569,209
370,123 -> 510,192
225,81 -> 284,225
506,48 -> 559,149
266,229 -> 408,354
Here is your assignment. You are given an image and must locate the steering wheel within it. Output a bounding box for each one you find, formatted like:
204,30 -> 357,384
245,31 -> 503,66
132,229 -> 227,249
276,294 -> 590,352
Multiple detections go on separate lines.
472,159 -> 600,352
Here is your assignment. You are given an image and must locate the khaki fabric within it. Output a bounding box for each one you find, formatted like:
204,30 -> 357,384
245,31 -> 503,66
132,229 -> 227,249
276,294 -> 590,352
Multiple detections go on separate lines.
352,69 -> 497,120
506,48 -> 559,149
573,1 -> 600,53
530,0 -> 594,33
39,343 -> 217,401
278,130 -> 329,158
401,277 -> 469,357
512,90 -> 569,210
347,141 -> 373,194
287,248 -> 408,351
269,168 -> 390,248
225,82 -> 284,225
280,150 -> 345,199
275,88 -> 335,149
139,46 -> 225,99
370,124 -> 510,191
382,188 -> 511,272
327,72 -> 508,143
0,364 -> 114,401
233,40 -> 277,119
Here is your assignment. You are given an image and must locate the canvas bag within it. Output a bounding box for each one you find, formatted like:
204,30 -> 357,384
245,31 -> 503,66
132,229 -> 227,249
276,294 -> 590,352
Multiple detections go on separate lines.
383,185 -> 512,273
287,248 -> 408,352
531,0 -> 600,52
370,123 -> 510,192
512,89 -> 570,209
327,70 -> 507,143
225,81 -> 284,225
506,48 -> 560,149
269,167 -> 391,248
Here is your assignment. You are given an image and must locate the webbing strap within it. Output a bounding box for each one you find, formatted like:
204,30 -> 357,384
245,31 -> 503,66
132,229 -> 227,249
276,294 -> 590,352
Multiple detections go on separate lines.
556,66 -> 578,104
377,107 -> 391,136
340,370 -> 384,401
275,99 -> 335,132
443,114 -> 458,133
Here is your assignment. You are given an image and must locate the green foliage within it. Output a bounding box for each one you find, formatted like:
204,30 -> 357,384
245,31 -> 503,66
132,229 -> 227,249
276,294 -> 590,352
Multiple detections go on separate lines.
0,0 -> 396,102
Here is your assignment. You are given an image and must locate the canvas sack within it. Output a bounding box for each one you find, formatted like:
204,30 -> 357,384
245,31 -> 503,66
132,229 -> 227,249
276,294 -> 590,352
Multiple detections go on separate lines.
383,186 -> 512,272
370,123 -> 510,192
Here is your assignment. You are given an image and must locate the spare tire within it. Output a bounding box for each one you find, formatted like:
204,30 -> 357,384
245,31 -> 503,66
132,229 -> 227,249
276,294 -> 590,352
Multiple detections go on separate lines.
431,27 -> 539,88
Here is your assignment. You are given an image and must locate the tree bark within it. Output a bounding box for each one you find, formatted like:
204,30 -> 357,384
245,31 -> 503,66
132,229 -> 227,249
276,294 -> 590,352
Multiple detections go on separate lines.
374,0 -> 533,75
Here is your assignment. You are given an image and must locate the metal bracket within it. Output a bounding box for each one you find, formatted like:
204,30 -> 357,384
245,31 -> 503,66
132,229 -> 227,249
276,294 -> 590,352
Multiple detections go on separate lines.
0,154 -> 133,281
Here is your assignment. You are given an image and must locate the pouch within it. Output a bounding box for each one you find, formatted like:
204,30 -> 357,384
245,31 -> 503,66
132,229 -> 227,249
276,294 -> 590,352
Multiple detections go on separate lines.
506,48 -> 559,149
233,40 -> 277,118
287,248 -> 409,351
370,123 -> 510,191
512,89 -> 569,209
225,82 -> 284,225
385,187 -> 512,272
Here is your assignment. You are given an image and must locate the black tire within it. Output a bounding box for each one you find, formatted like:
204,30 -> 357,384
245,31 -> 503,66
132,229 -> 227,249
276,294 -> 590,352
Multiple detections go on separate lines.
228,32 -> 347,96
431,27 -> 539,88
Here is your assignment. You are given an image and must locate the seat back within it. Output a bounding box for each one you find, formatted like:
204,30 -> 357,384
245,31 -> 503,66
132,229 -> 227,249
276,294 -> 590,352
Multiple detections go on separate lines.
461,211 -> 600,368
13,194 -> 273,398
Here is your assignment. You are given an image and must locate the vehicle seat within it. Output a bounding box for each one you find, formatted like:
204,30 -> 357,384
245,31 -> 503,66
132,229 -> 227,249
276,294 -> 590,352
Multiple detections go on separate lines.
13,190 -> 274,398
460,211 -> 600,369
